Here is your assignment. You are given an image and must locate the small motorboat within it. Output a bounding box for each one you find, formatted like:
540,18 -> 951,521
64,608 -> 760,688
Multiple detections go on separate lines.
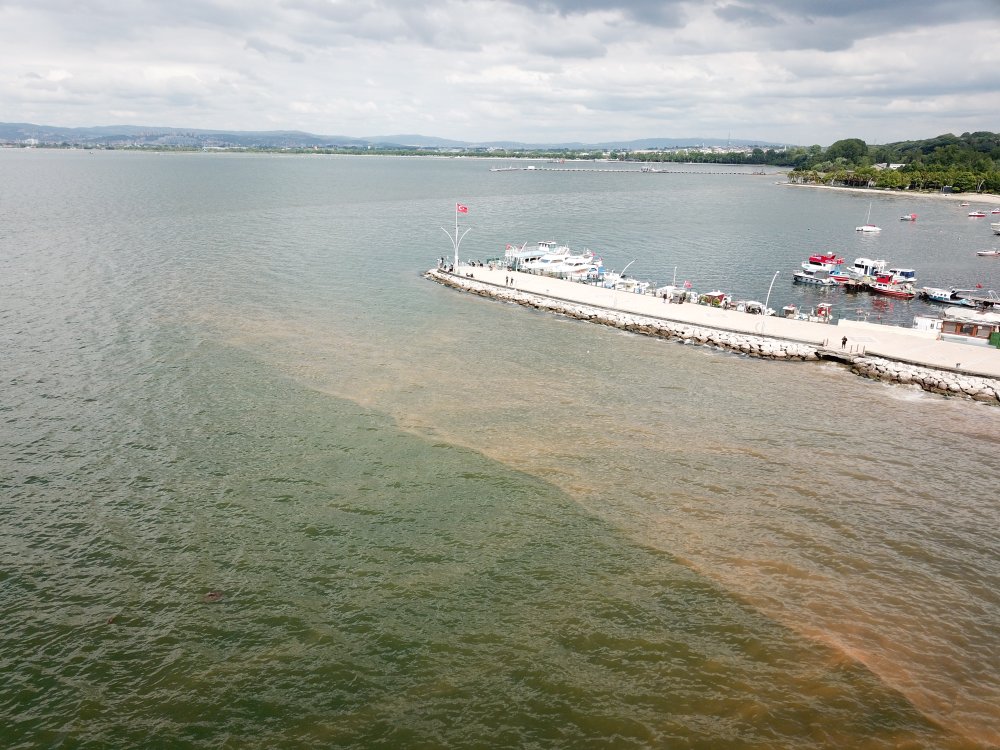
968,211 -> 987,218
900,213 -> 917,221
793,269 -> 839,286
801,252 -> 845,272
976,249 -> 1000,257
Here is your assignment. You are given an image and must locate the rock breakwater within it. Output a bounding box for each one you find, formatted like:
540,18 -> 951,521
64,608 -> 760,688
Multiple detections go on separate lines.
427,269 -> 1000,405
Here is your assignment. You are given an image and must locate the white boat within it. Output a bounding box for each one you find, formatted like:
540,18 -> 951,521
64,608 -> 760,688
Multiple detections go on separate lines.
852,257 -> 888,278
855,202 -> 881,232
968,211 -> 987,218
918,287 -> 977,306
503,241 -> 547,268
976,249 -> 1000,257
801,252 -> 845,272
900,213 -> 917,221
887,267 -> 918,283
520,241 -> 601,279
605,274 -> 650,294
792,269 -> 839,286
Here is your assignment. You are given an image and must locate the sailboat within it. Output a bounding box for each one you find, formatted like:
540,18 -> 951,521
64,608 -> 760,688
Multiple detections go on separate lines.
854,201 -> 882,232
856,202 -> 881,232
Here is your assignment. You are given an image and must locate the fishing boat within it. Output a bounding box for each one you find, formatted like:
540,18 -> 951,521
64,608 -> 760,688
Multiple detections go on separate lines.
899,213 -> 917,221
855,202 -> 881,232
868,274 -> 915,299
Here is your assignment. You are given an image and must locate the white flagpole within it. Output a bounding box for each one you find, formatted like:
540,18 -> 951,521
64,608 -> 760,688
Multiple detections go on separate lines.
440,203 -> 470,272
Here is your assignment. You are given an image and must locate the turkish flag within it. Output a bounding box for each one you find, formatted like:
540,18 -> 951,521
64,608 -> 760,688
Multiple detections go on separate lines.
456,203 -> 468,213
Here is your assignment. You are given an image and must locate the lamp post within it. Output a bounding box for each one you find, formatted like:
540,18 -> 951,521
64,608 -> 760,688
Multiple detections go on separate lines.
759,270 -> 779,333
612,259 -> 637,309
440,203 -> 470,271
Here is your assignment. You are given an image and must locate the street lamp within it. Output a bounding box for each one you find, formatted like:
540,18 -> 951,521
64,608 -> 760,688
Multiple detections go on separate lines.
612,259 -> 637,309
759,270 -> 780,333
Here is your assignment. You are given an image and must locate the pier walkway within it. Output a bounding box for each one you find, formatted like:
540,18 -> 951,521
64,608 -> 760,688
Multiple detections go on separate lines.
437,266 -> 1000,380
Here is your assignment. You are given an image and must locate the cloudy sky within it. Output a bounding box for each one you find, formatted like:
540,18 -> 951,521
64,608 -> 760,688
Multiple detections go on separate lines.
2,0 -> 998,146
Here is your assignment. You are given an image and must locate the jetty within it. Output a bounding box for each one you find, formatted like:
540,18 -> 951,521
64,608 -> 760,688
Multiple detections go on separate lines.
426,265 -> 1000,404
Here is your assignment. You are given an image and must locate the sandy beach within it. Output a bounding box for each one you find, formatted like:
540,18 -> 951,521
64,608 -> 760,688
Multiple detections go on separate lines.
782,181 -> 1000,205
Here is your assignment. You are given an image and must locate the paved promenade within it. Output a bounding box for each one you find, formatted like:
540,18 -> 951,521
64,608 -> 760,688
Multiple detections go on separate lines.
436,266 -> 1000,379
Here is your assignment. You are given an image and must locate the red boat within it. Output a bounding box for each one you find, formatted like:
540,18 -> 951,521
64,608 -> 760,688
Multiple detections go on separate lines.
868,274 -> 916,299
801,252 -> 845,272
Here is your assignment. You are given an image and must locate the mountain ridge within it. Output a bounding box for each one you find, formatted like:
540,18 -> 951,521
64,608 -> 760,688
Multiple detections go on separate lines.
0,121 -> 788,150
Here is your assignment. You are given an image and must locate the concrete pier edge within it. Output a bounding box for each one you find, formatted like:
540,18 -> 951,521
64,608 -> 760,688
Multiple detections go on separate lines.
425,268 -> 1000,406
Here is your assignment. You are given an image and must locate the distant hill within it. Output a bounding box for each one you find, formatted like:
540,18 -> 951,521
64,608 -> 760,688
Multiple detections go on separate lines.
0,121 -> 787,151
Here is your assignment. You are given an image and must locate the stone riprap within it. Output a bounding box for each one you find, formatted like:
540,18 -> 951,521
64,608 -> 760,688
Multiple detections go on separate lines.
426,268 -> 1000,405
850,357 -> 1000,403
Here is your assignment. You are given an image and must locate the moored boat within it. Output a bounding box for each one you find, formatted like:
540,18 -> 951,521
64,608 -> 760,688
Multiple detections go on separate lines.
801,252 -> 845,272
793,269 -> 838,286
968,211 -> 987,218
855,201 -> 881,232
918,287 -> 977,306
868,274 -> 915,299
852,257 -> 888,278
519,241 -> 602,279
888,267 -> 918,283
976,249 -> 1000,257
900,213 -> 917,221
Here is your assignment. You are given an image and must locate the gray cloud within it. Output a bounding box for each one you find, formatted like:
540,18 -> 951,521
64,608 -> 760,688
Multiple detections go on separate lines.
0,0 -> 996,144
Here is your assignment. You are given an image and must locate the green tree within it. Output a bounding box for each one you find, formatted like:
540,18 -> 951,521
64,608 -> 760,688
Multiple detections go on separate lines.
825,138 -> 868,165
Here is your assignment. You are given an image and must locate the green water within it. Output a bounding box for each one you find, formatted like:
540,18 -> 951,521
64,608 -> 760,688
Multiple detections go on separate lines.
1,150 -> 997,748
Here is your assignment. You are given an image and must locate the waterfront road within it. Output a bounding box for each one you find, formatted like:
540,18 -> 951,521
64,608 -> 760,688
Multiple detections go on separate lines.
437,266 -> 1000,380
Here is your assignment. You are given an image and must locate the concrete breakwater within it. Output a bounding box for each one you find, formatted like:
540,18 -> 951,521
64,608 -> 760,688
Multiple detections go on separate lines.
426,268 -> 1000,405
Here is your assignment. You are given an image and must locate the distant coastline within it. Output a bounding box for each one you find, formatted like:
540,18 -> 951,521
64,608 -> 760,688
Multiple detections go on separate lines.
781,181 -> 1000,204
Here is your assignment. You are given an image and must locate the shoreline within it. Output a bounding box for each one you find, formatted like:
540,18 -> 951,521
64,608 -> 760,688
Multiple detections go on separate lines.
426,266 -> 1000,405
781,181 -> 1000,205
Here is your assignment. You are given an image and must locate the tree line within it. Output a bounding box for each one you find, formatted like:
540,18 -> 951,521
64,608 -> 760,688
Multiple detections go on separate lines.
782,132 -> 1000,193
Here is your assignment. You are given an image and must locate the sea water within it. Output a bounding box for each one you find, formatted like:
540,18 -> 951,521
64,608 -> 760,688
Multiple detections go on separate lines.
1,150 -> 998,748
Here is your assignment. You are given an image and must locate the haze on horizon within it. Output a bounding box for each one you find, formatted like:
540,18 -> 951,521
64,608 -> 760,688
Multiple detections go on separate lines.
2,0 -> 998,147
